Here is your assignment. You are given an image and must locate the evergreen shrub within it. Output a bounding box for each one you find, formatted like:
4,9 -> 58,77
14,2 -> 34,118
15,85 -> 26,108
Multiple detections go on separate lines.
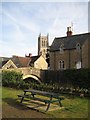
2,70 -> 23,89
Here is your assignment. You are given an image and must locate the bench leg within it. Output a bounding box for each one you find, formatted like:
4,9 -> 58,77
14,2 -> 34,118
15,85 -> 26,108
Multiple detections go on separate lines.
31,93 -> 35,98
45,96 -> 52,112
20,97 -> 24,103
20,91 -> 26,103
58,98 -> 62,107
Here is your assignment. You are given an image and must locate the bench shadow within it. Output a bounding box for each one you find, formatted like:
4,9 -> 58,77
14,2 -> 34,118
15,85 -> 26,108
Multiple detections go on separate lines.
2,98 -> 30,110
2,98 -> 48,113
24,100 -> 47,108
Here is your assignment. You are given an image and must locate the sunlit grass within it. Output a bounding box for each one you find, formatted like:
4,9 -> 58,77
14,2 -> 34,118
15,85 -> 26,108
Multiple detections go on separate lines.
2,87 -> 89,118
47,97 -> 89,118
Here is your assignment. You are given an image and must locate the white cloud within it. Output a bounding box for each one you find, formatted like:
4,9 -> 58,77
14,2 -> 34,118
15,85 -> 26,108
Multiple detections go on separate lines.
1,5 -> 40,56
1,2 -> 88,57
3,8 -> 40,33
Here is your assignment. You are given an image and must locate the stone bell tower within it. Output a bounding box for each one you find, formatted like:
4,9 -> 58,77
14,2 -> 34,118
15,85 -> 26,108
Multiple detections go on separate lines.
38,33 -> 49,59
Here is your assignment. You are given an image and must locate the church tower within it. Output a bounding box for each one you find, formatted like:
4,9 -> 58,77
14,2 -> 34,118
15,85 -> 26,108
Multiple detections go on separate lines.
38,33 -> 49,59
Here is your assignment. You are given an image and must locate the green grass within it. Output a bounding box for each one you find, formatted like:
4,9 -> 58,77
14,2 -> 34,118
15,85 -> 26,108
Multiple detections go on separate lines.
2,87 -> 22,105
48,97 -> 89,118
2,87 -> 89,118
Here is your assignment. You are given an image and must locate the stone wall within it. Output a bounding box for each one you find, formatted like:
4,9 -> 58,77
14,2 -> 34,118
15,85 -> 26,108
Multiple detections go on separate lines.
82,40 -> 90,68
1,67 -> 44,81
50,39 -> 89,70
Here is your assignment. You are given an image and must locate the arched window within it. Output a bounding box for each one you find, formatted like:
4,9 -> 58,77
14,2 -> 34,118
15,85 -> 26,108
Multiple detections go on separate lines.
76,43 -> 81,52
59,43 -> 64,54
44,40 -> 46,47
42,40 -> 46,47
60,61 -> 64,69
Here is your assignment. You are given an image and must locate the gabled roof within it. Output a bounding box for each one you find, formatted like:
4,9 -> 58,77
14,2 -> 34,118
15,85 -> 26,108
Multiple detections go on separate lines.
11,56 -> 31,68
50,33 -> 90,51
2,59 -> 17,69
2,60 -> 8,67
0,56 -> 31,68
30,56 -> 40,65
0,57 -> 11,68
0,57 -> 11,61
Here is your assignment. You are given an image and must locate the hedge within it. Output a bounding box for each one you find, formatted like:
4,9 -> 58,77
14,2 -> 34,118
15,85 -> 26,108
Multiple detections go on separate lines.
1,69 -> 90,97
44,68 -> 90,89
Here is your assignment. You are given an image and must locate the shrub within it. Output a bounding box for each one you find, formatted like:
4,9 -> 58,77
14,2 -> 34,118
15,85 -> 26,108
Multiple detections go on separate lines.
2,70 -> 23,89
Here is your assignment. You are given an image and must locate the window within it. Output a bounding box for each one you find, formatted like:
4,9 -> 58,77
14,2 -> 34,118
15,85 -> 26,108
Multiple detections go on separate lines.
60,61 -> 64,69
59,44 -> 64,54
76,43 -> 81,52
76,61 -> 81,69
42,40 -> 46,47
42,41 -> 44,47
44,40 -> 46,47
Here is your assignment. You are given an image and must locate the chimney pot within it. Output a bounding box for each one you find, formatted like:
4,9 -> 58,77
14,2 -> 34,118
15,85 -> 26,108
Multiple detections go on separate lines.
29,53 -> 32,57
67,26 -> 72,36
25,53 -> 32,57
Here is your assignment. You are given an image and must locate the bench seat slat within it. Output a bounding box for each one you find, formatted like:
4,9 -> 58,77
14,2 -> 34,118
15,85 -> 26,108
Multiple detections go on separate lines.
33,97 -> 49,103
18,94 -> 50,103
18,94 -> 32,98
18,94 -> 64,104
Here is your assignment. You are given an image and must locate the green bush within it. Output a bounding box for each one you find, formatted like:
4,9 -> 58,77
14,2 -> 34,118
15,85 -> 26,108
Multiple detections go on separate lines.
2,70 -> 23,89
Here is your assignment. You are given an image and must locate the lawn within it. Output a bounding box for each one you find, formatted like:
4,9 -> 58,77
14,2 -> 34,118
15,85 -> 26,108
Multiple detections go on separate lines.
2,87 -> 89,118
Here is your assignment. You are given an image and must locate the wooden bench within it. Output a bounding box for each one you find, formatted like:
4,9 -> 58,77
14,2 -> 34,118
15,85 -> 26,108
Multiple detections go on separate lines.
18,89 -> 65,112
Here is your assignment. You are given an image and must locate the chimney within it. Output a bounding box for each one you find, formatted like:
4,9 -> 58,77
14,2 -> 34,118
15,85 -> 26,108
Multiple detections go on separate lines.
29,53 -> 32,57
25,53 -> 32,57
67,26 -> 72,36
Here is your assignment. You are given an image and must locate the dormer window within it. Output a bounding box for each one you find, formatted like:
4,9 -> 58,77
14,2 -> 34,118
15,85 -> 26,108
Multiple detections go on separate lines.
76,43 -> 81,52
59,44 -> 64,54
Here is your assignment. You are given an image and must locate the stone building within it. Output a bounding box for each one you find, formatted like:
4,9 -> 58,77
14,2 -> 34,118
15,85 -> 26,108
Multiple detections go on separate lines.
1,55 -> 48,70
0,56 -> 31,69
38,33 -> 49,59
1,59 -> 17,69
50,27 -> 90,70
29,55 -> 48,70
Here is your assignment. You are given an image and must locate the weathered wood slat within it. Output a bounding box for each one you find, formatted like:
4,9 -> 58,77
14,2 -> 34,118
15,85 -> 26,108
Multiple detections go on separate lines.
18,94 -> 64,103
17,89 -> 65,111
18,94 -> 32,98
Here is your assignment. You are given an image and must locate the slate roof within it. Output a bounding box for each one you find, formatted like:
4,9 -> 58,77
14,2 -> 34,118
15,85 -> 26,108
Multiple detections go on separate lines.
0,60 -> 8,68
29,56 -> 40,66
2,60 -> 8,66
0,57 -> 11,61
50,33 -> 90,51
0,56 -> 31,68
0,57 -> 11,68
12,56 -> 31,68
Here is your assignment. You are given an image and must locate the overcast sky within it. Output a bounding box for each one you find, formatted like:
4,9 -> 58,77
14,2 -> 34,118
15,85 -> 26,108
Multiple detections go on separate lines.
0,0 -> 89,57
